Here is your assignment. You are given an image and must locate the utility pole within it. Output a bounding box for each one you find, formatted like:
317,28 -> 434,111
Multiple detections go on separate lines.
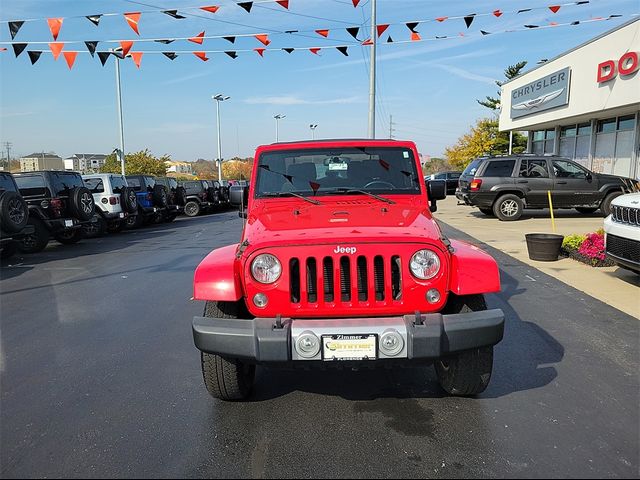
113,50 -> 126,176
2,142 -> 12,171
213,94 -> 230,181
367,0 -> 377,139
389,115 -> 395,139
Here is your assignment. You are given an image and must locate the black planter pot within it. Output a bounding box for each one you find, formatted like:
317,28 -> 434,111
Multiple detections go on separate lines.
525,233 -> 565,261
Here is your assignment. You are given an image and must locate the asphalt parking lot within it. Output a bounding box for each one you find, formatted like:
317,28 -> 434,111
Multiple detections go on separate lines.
1,212 -> 638,478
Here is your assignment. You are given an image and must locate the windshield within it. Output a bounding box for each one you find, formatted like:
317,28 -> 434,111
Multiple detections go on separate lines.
255,147 -> 420,197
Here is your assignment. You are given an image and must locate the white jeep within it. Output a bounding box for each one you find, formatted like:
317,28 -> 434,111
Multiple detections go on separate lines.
82,174 -> 138,235
604,192 -> 640,273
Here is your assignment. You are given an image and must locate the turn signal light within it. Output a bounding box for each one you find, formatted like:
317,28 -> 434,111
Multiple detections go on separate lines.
470,179 -> 483,191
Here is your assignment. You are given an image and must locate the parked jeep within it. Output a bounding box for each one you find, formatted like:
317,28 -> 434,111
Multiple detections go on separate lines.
180,180 -> 214,217
124,175 -> 167,227
0,172 -> 33,259
456,155 -> 632,221
154,176 -> 186,222
191,139 -> 505,401
604,192 -> 640,273
14,171 -> 96,253
82,174 -> 138,235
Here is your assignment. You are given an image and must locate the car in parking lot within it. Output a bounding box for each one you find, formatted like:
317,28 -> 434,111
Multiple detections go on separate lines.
0,172 -> 33,259
604,192 -> 640,273
14,170 -> 96,252
154,176 -> 186,222
82,174 -> 138,235
456,154 -> 632,221
180,180 -> 215,217
124,175 -> 167,227
428,171 -> 462,195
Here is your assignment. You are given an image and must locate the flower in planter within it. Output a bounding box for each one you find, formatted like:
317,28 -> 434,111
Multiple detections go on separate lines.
578,232 -> 606,262
562,234 -> 587,252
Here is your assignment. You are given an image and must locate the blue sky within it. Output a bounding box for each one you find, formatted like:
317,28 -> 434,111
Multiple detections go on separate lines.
0,0 -> 637,161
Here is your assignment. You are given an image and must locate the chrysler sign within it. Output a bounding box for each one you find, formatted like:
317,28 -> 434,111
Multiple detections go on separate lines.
510,67 -> 571,119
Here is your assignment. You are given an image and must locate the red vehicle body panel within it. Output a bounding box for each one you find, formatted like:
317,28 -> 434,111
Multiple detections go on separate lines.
193,244 -> 243,301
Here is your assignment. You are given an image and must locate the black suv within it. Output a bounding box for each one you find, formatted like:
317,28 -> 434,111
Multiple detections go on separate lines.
456,155 -> 632,221
14,171 -> 96,252
0,172 -> 33,259
124,175 -> 168,227
180,180 -> 215,217
154,177 -> 187,222
428,171 -> 462,195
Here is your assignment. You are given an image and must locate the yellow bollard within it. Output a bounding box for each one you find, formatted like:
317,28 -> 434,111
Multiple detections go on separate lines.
547,190 -> 556,233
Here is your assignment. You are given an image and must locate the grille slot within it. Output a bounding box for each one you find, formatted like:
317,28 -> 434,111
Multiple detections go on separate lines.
323,257 -> 334,302
290,258 -> 300,303
613,205 -> 640,226
374,256 -> 385,301
340,256 -> 351,302
356,256 -> 368,301
306,258 -> 317,303
391,255 -> 402,300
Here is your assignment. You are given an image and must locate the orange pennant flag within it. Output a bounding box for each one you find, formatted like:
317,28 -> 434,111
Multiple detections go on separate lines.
120,41 -> 134,56
493,10 -> 503,17
362,38 -> 373,46
130,52 -> 143,68
124,12 -> 141,35
63,51 -> 77,69
200,6 -> 219,14
254,48 -> 265,57
376,24 -> 389,37
310,48 -> 321,55
47,18 -> 63,41
548,5 -> 561,13
435,16 -> 448,22
275,0 -> 289,8
49,42 -> 64,60
255,34 -> 270,46
0,48 -> 7,52
315,29 -> 329,38
411,32 -> 421,41
193,51 -> 209,61
189,31 -> 205,44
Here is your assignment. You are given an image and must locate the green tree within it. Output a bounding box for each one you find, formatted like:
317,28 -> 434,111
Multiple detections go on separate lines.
101,149 -> 168,176
422,157 -> 453,175
477,61 -> 528,111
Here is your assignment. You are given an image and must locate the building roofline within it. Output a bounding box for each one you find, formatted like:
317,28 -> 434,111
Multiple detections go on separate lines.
502,16 -> 640,85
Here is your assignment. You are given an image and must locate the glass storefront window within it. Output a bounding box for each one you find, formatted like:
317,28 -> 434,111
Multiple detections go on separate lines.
597,118 -> 616,133
561,126 -> 577,137
617,115 -> 636,131
577,122 -> 591,136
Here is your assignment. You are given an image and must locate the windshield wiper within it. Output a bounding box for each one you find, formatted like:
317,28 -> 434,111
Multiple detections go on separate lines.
329,188 -> 395,204
262,191 -> 322,205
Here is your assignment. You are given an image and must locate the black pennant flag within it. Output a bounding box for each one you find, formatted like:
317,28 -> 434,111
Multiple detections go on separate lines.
346,27 -> 360,40
517,9 -> 532,13
27,50 -> 42,64
285,30 -> 298,34
386,36 -> 393,43
464,14 -> 476,28
238,2 -> 253,13
436,35 -> 448,39
8,21 -> 24,40
111,51 -> 125,59
571,21 -> 580,25
162,52 -> 178,60
163,10 -> 186,19
97,51 -> 111,66
12,43 -> 27,57
336,46 -> 349,56
480,30 -> 491,35
85,41 -> 98,57
406,22 -> 419,32
86,14 -> 102,26
524,24 -> 539,28
225,51 -> 238,59
155,39 -> 175,44
283,48 -> 294,54
224,36 -> 236,43
608,14 -> 622,18
575,1 -> 589,4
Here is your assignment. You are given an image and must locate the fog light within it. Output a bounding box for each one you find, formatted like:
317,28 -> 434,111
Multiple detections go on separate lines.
253,293 -> 268,308
295,331 -> 320,358
426,288 -> 441,304
379,329 -> 404,356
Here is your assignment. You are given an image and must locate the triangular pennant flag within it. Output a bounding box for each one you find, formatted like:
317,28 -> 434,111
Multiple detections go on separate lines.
436,35 -> 448,39
0,48 -> 6,52
386,36 -> 393,43
124,12 -> 141,35
352,0 -> 360,6
163,10 -> 186,19
376,24 -> 389,37
193,51 -> 209,61
86,15 -> 102,26
285,30 -> 298,34
163,52 -> 178,60
155,39 -> 175,44
337,46 -> 348,56
238,2 -> 253,13
549,22 -> 559,26
493,10 -> 503,17
255,34 -> 270,46
464,14 -> 476,28
84,41 -> 98,57
254,48 -> 265,57
111,51 -> 125,59
224,36 -> 236,44
130,52 -> 143,68
608,14 -> 622,18
435,17 -> 448,22
225,51 -> 238,59
315,29 -> 329,38
276,1 -> 289,9
97,51 -> 111,66
63,51 -> 77,70
309,181 -> 320,193
49,42 -> 64,60
548,5 -> 561,13
8,21 -> 24,40
517,9 -> 532,13
120,41 -> 134,56
47,18 -> 63,41
362,38 -> 373,46
27,51 -> 42,64
12,43 -> 27,57
575,1 -> 589,4
411,32 -> 421,41
406,22 -> 419,32
346,27 -> 360,40
200,6 -> 220,14
310,48 -> 321,55
283,48 -> 295,54
189,31 -> 205,44
524,24 -> 539,28
571,21 -> 581,25
480,30 -> 491,35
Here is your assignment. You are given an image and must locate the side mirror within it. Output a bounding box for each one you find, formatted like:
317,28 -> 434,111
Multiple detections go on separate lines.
426,179 -> 446,213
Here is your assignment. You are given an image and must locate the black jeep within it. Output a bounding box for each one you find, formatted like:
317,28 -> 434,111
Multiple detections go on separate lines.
180,180 -> 215,217
456,155 -> 633,221
14,170 -> 96,252
154,176 -> 186,222
0,172 -> 33,259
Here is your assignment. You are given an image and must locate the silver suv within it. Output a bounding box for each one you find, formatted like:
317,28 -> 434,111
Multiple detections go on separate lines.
82,174 -> 138,235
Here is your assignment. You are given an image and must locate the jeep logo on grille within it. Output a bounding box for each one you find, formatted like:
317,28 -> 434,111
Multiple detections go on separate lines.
334,246 -> 357,254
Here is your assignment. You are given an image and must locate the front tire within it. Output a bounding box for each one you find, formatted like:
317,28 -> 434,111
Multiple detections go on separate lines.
493,194 -> 523,221
601,191 -> 622,217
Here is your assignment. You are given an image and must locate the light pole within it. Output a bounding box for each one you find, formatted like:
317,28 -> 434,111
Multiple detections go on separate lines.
111,48 -> 126,176
212,94 -> 230,181
310,124 -> 318,140
274,114 -> 286,142
368,0 -> 377,138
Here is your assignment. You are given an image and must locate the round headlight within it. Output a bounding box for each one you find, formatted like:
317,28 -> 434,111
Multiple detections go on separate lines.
251,254 -> 282,284
410,249 -> 440,280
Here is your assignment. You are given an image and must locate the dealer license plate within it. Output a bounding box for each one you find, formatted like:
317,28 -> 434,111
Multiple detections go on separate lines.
64,220 -> 73,227
322,334 -> 376,361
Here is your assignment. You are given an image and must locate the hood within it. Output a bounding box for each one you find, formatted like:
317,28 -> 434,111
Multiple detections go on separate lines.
612,192 -> 640,208
243,197 -> 443,249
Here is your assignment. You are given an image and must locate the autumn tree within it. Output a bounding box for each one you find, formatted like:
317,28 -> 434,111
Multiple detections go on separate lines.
222,159 -> 253,180
101,149 -> 168,176
444,119 -> 500,170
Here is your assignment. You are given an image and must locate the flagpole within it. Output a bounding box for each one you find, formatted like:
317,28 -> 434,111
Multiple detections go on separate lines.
368,0 -> 377,139
114,53 -> 126,176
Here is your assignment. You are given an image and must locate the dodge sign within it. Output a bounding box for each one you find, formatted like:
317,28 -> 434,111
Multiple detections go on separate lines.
510,67 -> 571,119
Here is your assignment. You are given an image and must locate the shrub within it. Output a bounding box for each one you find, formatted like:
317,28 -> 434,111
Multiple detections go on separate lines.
562,234 -> 587,251
578,231 -> 606,263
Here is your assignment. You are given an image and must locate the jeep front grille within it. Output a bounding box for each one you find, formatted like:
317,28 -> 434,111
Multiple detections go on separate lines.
612,205 -> 640,226
606,234 -> 640,264
289,255 -> 403,305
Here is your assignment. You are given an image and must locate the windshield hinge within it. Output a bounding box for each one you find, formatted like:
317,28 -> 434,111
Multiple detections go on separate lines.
441,234 -> 455,254
236,240 -> 250,259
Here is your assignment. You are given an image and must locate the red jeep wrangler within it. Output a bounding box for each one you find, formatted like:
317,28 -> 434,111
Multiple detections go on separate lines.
192,140 -> 504,400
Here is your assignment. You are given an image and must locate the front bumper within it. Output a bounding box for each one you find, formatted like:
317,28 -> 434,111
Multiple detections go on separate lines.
192,310 -> 504,363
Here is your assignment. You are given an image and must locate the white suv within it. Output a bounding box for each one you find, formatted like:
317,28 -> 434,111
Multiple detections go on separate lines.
82,174 -> 138,235
604,192 -> 640,273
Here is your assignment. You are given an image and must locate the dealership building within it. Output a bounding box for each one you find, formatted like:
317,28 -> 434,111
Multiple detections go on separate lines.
499,17 -> 640,179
